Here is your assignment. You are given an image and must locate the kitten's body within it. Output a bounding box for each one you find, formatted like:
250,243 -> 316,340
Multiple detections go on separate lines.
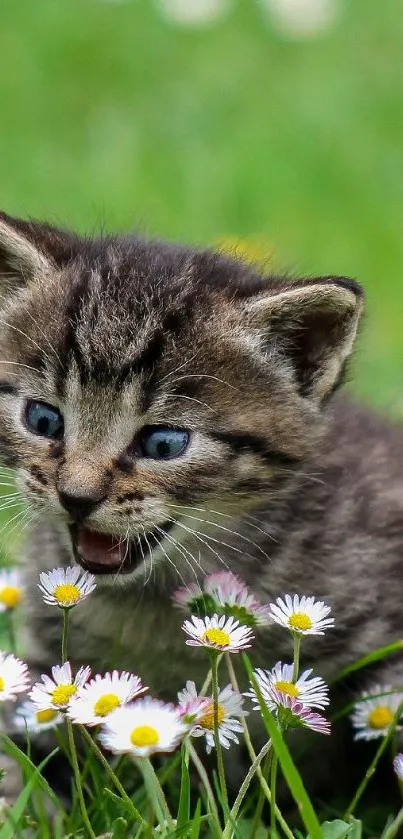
0,212 -> 402,804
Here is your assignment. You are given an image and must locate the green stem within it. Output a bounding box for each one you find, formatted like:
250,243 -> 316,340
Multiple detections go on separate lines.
210,651 -> 228,811
137,757 -> 174,830
344,702 -> 403,819
79,725 -> 150,831
382,804 -> 403,839
225,653 -> 294,839
66,719 -> 96,839
292,633 -> 301,682
270,752 -> 278,836
61,608 -> 69,664
6,612 -> 16,654
222,740 -> 271,839
250,752 -> 272,839
186,741 -> 222,830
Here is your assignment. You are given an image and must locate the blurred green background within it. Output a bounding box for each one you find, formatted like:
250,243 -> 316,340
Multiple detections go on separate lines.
0,0 -> 402,412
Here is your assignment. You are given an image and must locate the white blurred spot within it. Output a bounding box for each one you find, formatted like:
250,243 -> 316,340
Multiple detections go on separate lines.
157,0 -> 231,27
261,0 -> 341,38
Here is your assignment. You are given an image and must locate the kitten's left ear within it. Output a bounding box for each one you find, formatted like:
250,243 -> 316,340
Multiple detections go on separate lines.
0,213 -> 54,297
244,276 -> 364,401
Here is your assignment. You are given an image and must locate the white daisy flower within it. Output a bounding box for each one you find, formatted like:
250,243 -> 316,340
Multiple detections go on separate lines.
394,753 -> 403,781
182,614 -> 254,652
351,686 -> 403,741
38,566 -> 96,609
267,689 -> 331,734
29,662 -> 91,711
15,699 -> 63,733
98,697 -> 188,758
177,680 -> 212,725
245,663 -> 329,711
269,594 -> 334,635
67,671 -> 148,726
0,569 -> 23,611
189,684 -> 246,753
0,652 -> 30,701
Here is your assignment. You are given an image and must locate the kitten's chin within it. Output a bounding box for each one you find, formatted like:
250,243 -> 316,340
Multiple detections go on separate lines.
69,523 -> 174,576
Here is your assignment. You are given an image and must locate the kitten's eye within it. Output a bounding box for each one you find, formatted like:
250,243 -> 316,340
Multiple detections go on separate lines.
138,426 -> 189,459
24,400 -> 64,440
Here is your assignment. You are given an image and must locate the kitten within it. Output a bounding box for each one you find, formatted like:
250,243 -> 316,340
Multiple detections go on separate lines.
0,210 -> 402,805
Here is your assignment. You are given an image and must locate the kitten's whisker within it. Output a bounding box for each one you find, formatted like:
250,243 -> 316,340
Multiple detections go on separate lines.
165,393 -> 217,414
172,519 -> 231,572
166,505 -> 272,561
160,350 -> 202,382
0,507 -> 27,538
167,373 -> 239,392
24,309 -> 65,371
151,528 -> 187,587
0,318 -> 54,368
0,360 -> 48,375
155,522 -> 203,581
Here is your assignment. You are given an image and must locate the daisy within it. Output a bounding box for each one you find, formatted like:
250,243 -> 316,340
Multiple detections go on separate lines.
268,688 -> 331,734
188,684 -> 246,753
99,697 -> 188,758
67,671 -> 148,726
38,566 -> 96,608
0,652 -> 30,701
182,614 -> 254,652
269,594 -> 334,635
351,686 -> 403,741
177,680 -> 213,725
29,662 -> 91,711
15,699 -> 63,733
245,663 -> 329,710
0,568 -> 23,611
394,753 -> 403,781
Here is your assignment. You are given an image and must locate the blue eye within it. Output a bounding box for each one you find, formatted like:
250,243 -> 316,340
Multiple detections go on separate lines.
139,426 -> 189,460
24,400 -> 64,440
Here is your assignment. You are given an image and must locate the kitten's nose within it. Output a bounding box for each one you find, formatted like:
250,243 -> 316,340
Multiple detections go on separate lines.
58,489 -> 106,521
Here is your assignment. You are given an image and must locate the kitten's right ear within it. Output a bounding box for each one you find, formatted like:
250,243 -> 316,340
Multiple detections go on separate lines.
0,213 -> 53,298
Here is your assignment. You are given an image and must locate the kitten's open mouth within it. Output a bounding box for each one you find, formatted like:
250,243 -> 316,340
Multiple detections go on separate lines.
69,522 -> 175,575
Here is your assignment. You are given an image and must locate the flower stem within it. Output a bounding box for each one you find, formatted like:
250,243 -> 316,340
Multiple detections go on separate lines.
6,612 -> 16,655
382,804 -> 403,839
186,741 -> 222,830
292,633 -> 301,682
345,701 -> 403,819
66,718 -> 96,839
222,740 -> 271,839
137,757 -> 175,830
79,725 -> 150,831
61,608 -> 69,664
250,752 -> 272,839
270,752 -> 278,836
210,651 -> 228,812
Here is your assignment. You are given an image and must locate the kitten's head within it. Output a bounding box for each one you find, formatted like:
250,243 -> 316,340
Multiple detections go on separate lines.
0,212 -> 363,582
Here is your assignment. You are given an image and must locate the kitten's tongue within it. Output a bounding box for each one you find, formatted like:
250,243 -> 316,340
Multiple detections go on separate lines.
76,529 -> 124,569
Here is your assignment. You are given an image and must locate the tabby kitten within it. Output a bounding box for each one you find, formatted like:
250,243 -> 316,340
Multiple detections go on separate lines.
0,211 -> 402,803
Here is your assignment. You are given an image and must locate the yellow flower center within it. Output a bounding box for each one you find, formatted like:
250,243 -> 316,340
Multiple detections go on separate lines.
36,709 -> 59,724
130,725 -> 159,748
53,583 -> 81,606
0,677 -> 5,692
202,628 -> 231,647
93,693 -> 121,717
368,706 -> 394,729
288,612 -> 313,632
0,586 -> 22,609
51,683 -> 77,706
198,702 -> 226,730
275,680 -> 300,698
